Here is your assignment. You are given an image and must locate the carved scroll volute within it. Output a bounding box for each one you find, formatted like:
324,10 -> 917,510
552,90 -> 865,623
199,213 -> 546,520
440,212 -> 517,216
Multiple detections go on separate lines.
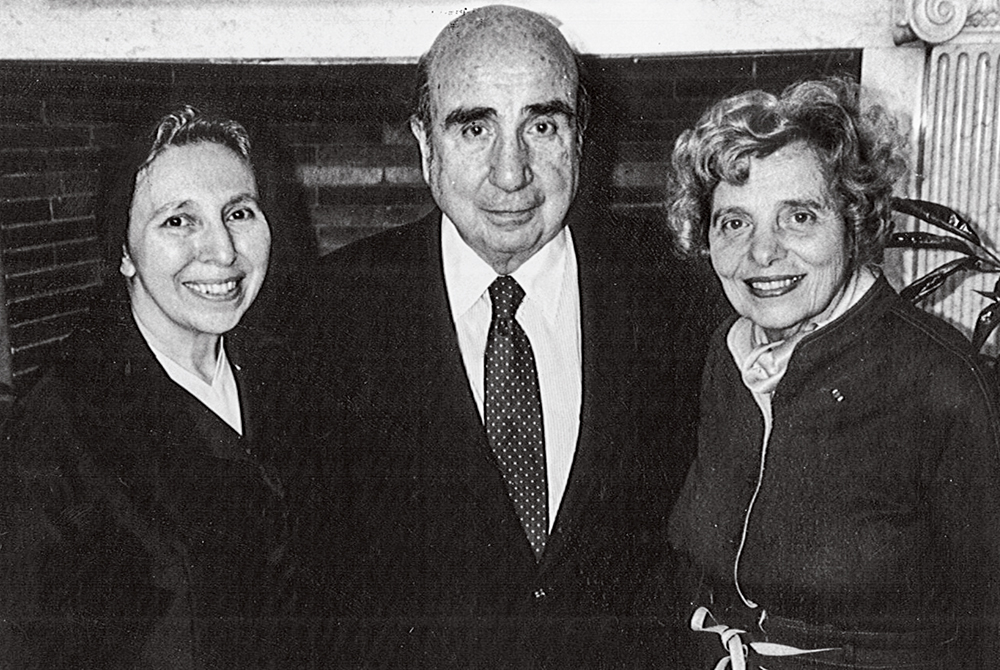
900,0 -> 973,44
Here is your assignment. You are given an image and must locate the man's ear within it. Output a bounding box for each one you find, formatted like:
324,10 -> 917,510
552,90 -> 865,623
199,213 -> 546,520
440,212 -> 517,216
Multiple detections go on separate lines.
410,116 -> 432,185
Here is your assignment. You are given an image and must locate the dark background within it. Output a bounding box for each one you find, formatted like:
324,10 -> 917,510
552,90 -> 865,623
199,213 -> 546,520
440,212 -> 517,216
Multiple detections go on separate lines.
0,50 -> 860,390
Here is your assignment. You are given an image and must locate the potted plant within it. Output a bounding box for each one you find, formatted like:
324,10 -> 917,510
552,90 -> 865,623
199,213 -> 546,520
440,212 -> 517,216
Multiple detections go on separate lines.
889,197 -> 1000,354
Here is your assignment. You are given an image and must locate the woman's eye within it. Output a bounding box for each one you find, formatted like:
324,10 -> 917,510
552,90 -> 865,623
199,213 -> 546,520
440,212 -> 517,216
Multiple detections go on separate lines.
533,120 -> 556,136
163,215 -> 187,228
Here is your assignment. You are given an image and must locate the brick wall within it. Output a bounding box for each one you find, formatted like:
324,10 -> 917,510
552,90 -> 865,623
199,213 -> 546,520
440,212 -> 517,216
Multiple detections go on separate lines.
0,64 -> 171,392
0,50 -> 860,391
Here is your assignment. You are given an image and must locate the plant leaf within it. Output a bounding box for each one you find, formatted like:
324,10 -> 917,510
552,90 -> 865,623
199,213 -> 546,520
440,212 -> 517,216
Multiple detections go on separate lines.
892,197 -> 980,246
972,302 -> 1000,352
886,231 -> 975,255
900,256 -> 980,304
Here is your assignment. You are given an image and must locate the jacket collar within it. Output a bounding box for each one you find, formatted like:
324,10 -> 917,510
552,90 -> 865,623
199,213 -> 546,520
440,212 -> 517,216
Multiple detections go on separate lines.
776,275 -> 896,399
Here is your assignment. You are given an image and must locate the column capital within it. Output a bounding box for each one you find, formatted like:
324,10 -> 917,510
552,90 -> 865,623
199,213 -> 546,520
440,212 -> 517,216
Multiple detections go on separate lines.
896,0 -> 1000,44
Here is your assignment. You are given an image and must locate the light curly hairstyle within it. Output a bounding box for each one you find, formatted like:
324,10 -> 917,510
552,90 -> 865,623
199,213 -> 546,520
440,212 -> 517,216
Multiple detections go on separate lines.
667,77 -> 907,271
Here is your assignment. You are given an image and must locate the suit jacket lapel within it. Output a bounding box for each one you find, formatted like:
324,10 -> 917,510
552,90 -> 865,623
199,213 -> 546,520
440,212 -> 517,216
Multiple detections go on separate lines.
409,212 -> 620,566
392,213 -> 515,510
543,220 -> 635,565
113,311 -> 248,463
227,329 -> 282,454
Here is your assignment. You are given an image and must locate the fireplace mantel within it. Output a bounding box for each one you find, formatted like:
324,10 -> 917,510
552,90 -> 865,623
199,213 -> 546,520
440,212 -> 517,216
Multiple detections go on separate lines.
1,0 -> 999,368
3,0 -> 904,61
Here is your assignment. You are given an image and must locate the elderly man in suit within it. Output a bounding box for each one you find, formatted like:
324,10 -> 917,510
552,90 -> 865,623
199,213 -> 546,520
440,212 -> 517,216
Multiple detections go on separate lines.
298,5 -> 722,667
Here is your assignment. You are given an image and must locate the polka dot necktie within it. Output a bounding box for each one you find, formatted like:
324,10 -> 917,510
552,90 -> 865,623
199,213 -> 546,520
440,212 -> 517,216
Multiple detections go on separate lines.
485,275 -> 548,560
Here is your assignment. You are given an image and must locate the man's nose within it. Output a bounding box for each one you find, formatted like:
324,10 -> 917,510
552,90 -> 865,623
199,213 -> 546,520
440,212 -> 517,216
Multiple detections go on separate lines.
488,132 -> 532,192
198,220 -> 238,265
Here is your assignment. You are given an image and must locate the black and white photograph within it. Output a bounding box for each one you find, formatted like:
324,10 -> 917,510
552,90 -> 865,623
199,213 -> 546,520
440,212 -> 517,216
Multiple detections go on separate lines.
1,1 -> 999,667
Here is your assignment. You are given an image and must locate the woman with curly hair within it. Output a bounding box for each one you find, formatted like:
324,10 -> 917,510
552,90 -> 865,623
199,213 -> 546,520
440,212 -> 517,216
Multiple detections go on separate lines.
666,78 -> 1000,669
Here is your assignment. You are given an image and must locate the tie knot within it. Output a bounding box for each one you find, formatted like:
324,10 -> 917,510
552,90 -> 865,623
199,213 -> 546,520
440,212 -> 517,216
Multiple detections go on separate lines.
489,275 -> 525,321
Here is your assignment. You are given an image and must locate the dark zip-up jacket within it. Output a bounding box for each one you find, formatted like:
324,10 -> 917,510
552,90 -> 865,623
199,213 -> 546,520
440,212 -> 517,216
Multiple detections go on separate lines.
669,277 -> 1000,667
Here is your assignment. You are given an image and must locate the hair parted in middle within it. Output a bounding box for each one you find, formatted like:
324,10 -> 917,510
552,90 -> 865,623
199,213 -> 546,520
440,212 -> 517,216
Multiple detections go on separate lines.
101,105 -> 257,285
667,77 -> 907,272
138,105 -> 252,174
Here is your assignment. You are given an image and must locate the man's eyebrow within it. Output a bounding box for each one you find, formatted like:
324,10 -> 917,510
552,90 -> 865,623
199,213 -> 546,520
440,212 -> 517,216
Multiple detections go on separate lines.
525,100 -> 575,120
225,192 -> 260,209
443,107 -> 495,128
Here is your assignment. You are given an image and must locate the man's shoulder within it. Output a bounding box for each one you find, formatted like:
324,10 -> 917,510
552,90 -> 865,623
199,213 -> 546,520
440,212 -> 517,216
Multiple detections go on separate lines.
317,213 -> 437,277
307,213 -> 442,341
572,215 -> 728,321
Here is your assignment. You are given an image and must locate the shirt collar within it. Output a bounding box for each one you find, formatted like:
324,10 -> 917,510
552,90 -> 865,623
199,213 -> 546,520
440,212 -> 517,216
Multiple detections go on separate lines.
441,212 -> 571,322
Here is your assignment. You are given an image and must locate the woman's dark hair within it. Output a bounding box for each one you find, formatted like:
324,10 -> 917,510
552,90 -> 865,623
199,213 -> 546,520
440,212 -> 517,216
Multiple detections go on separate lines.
667,77 -> 907,271
99,105 -> 255,289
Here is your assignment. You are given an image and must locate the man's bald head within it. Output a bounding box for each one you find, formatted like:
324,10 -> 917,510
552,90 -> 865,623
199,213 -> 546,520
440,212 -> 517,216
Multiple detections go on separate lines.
413,5 -> 588,139
408,4 -> 587,274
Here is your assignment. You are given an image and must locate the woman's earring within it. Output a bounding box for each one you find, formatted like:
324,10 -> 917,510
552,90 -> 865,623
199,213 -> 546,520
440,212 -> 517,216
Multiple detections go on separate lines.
120,247 -> 136,278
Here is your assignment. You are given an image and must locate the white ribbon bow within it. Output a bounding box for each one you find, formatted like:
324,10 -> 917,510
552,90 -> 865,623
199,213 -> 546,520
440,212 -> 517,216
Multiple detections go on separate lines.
690,606 -> 838,670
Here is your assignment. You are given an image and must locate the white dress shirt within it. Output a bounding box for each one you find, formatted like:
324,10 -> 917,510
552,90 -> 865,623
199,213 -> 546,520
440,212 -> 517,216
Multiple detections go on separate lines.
133,311 -> 244,436
441,216 -> 582,530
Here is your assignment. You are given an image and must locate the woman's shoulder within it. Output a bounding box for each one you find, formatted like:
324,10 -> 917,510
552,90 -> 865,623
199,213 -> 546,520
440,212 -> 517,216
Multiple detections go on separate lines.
877,286 -> 992,376
703,313 -> 741,365
870,286 -> 999,408
7,308 -> 151,453
812,275 -> 982,370
35,317 -> 133,391
882,289 -> 977,352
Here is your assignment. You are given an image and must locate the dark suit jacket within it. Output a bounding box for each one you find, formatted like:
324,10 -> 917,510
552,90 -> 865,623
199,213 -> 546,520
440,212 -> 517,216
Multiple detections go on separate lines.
297,208 -> 724,668
1,299 -> 295,669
